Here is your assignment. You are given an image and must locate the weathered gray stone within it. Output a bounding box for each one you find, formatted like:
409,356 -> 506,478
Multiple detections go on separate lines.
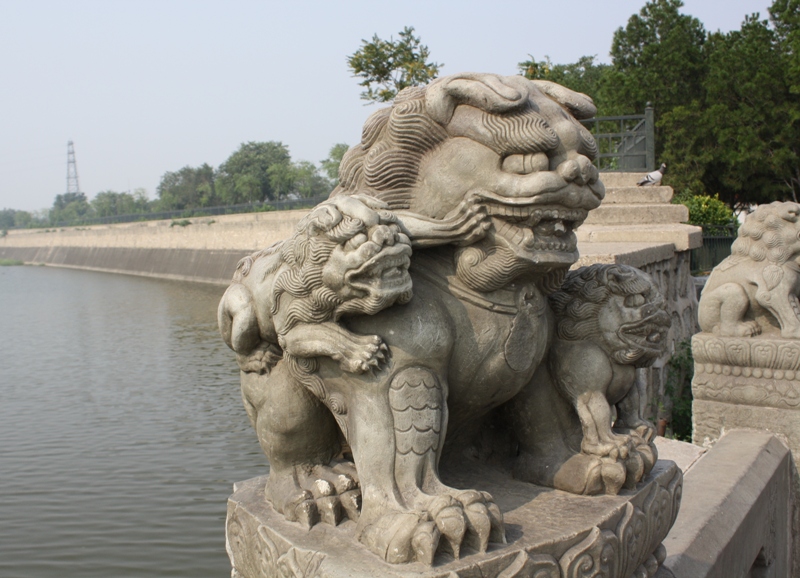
599,173 -> 664,188
583,203 -> 688,226
698,202 -> 800,340
690,202 -> 800,576
218,73 -> 680,573
575,224 -> 702,252
602,186 -> 674,205
653,437 -> 706,473
661,430 -> 792,578
227,460 -> 682,578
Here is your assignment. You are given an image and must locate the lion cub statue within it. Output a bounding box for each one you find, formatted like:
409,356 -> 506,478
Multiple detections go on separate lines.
509,264 -> 670,495
218,194 -> 413,378
699,201 -> 800,339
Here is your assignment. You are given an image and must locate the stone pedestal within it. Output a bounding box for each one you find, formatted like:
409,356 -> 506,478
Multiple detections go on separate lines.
226,460 -> 682,578
691,332 -> 800,449
692,332 -> 800,576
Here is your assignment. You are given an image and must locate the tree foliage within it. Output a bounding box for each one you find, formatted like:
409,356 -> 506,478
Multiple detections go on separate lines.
157,164 -> 217,211
518,55 -> 611,110
660,13 -> 800,208
321,143 -> 349,186
91,189 -> 150,217
607,0 -> 706,115
51,192 -> 91,225
216,141 -> 292,204
348,26 -> 442,103
518,0 -> 800,211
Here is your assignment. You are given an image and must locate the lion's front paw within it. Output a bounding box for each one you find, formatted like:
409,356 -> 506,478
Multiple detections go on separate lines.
581,433 -> 634,461
336,334 -> 388,374
445,198 -> 492,247
615,420 -> 656,444
359,492 -> 504,565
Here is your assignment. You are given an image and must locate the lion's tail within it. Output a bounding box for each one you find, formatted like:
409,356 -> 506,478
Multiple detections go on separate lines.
218,283 -> 261,354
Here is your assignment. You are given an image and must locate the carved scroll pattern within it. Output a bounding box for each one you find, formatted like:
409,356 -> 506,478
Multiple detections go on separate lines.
257,525 -> 326,578
557,466 -> 680,578
693,334 -> 800,371
692,333 -> 800,410
228,469 -> 682,578
560,527 -> 619,578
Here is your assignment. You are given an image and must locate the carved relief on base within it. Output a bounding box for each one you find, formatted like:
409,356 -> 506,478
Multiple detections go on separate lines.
692,333 -> 800,411
226,461 -> 681,578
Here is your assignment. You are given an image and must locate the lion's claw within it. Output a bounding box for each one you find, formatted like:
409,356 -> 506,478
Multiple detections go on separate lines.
266,464 -> 361,529
294,499 -> 320,529
338,334 -> 390,374
411,521 -> 440,565
432,504 -> 466,559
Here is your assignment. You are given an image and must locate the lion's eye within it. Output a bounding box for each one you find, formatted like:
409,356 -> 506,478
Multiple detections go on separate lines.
624,294 -> 645,307
344,233 -> 368,251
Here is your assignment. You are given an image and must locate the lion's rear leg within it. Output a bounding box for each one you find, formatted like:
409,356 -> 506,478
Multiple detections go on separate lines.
699,283 -> 761,337
241,366 -> 358,528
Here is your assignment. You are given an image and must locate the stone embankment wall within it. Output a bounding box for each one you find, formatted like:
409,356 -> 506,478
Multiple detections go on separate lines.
0,211 -> 307,285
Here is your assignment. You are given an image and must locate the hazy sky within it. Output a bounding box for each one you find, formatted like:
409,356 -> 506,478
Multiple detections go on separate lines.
0,0 -> 773,212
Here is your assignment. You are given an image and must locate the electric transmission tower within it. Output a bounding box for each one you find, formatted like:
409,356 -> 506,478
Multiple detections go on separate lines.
66,140 -> 81,194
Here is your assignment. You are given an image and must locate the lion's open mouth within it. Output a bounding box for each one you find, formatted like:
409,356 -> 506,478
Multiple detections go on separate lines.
618,312 -> 670,356
345,244 -> 413,294
485,204 -> 587,257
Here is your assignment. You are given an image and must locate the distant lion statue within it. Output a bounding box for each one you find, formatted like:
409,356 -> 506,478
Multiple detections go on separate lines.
699,201 -> 800,339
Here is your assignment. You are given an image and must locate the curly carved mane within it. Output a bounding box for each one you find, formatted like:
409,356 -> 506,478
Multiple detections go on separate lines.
731,201 -> 800,265
550,264 -> 657,365
335,92 -> 449,210
333,79 -> 597,211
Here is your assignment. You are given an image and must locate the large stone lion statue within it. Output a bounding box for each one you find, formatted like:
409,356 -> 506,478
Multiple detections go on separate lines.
508,264 -> 670,495
699,201 -> 800,339
221,72 -> 610,565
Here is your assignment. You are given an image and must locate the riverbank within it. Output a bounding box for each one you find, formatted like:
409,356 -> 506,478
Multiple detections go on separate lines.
0,210 -> 307,284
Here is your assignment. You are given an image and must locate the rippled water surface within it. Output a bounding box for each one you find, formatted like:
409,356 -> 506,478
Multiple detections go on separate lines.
0,266 -> 268,577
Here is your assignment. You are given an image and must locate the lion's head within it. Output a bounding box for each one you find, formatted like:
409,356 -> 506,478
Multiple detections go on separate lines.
333,73 -> 604,284
732,201 -> 800,265
270,195 -> 413,337
550,264 -> 670,367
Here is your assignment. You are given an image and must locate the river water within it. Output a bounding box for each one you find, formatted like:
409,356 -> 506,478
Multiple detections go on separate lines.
0,266 -> 268,577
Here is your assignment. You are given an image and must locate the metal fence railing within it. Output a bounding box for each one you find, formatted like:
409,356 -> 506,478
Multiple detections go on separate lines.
690,224 -> 738,273
582,105 -> 655,173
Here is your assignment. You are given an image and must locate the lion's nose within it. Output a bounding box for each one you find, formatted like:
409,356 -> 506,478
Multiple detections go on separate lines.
371,225 -> 395,246
556,156 -> 598,185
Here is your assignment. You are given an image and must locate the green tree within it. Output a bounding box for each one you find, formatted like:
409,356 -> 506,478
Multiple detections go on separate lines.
607,0 -> 706,117
91,191 -> 142,217
13,210 -> 32,228
156,164 -> 217,211
770,0 -> 800,94
518,55 -> 612,111
217,141 -> 292,204
293,161 -> 333,198
0,209 -> 15,229
51,192 -> 91,225
267,162 -> 296,200
347,26 -> 442,103
661,13 -> 799,208
321,143 -> 349,187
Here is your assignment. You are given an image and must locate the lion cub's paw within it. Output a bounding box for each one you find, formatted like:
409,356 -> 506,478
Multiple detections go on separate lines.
338,334 -> 388,374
